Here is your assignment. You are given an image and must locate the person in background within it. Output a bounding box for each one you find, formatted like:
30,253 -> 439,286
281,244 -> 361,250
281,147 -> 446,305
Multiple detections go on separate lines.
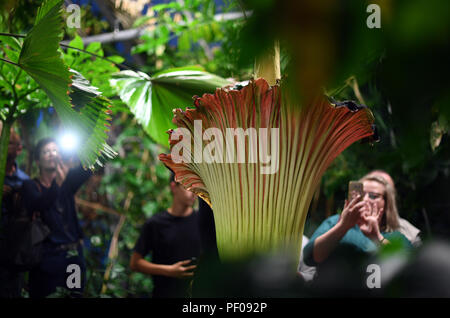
365,170 -> 422,246
21,138 -> 92,298
0,128 -> 30,298
1,129 -> 30,224
129,173 -> 201,298
303,173 -> 412,276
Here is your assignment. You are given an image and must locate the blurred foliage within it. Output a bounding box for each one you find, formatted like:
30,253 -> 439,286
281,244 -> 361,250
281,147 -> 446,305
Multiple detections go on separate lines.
99,116 -> 172,224
0,35 -> 47,122
132,0 -> 252,79
62,4 -> 109,38
63,35 -> 124,99
0,0 -> 41,33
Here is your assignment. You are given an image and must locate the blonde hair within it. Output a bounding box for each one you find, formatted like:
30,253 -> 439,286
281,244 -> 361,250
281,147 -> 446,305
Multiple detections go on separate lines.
359,174 -> 400,232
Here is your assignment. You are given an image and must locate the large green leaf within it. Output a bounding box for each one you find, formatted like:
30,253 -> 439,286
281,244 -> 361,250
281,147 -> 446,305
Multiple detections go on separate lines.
69,70 -> 117,167
16,0 -> 115,168
110,66 -> 231,147
18,0 -> 72,114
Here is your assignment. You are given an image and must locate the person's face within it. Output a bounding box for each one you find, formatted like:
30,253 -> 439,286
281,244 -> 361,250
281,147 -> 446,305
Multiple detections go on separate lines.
38,142 -> 60,171
361,180 -> 386,222
171,182 -> 196,207
7,132 -> 23,159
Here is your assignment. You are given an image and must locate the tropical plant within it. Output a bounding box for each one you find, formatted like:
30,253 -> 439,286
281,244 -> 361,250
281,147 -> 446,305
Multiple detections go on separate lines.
131,0 -> 249,78
110,66 -> 231,147
159,47 -> 377,262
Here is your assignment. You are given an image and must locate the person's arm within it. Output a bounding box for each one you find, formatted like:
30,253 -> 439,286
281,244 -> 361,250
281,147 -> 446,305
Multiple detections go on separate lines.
129,252 -> 196,278
130,218 -> 197,279
312,196 -> 366,264
64,163 -> 92,194
312,221 -> 352,264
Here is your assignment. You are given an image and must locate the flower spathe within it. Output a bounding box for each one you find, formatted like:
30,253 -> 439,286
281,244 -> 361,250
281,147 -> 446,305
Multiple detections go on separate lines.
159,78 -> 375,261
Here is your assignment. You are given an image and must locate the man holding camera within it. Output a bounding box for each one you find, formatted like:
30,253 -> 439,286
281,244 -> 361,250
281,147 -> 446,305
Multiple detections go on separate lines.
21,137 -> 92,298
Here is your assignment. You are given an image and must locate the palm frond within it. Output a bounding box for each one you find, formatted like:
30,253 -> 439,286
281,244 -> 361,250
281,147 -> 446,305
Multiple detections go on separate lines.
17,0 -> 115,168
110,66 -> 231,147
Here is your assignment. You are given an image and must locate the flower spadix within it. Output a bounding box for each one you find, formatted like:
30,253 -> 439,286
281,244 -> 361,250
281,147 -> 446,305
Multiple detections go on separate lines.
159,78 -> 376,261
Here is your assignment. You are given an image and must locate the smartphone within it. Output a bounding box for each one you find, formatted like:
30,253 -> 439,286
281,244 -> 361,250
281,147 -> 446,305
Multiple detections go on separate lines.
348,181 -> 364,202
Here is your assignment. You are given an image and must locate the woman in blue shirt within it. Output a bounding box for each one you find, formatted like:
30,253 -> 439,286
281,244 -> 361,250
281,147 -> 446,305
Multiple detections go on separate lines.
303,174 -> 411,270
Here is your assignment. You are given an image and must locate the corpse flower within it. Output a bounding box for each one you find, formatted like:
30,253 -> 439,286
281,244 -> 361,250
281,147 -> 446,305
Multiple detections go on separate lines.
159,78 -> 376,262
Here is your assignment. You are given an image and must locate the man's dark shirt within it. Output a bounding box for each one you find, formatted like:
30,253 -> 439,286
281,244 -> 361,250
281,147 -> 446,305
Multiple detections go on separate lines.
198,198 -> 219,259
134,210 -> 202,298
21,165 -> 91,246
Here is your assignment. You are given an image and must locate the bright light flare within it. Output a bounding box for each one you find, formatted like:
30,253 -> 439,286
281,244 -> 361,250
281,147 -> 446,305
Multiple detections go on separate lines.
59,132 -> 79,153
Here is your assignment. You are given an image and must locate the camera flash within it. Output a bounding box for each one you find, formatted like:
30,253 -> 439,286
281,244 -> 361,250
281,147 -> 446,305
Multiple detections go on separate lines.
59,132 -> 79,153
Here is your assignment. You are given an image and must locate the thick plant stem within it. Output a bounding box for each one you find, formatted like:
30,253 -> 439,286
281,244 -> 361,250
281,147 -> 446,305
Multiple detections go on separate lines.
0,120 -> 12,225
254,41 -> 281,86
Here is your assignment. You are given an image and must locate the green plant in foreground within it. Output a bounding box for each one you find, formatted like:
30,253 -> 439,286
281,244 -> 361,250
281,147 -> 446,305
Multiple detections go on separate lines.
159,77 -> 376,262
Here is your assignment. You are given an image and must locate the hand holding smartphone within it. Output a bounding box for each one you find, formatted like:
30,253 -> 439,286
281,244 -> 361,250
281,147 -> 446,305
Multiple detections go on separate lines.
348,181 -> 364,202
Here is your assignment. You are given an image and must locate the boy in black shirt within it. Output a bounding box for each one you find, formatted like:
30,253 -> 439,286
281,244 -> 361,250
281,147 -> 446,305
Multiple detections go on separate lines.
130,175 -> 201,298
